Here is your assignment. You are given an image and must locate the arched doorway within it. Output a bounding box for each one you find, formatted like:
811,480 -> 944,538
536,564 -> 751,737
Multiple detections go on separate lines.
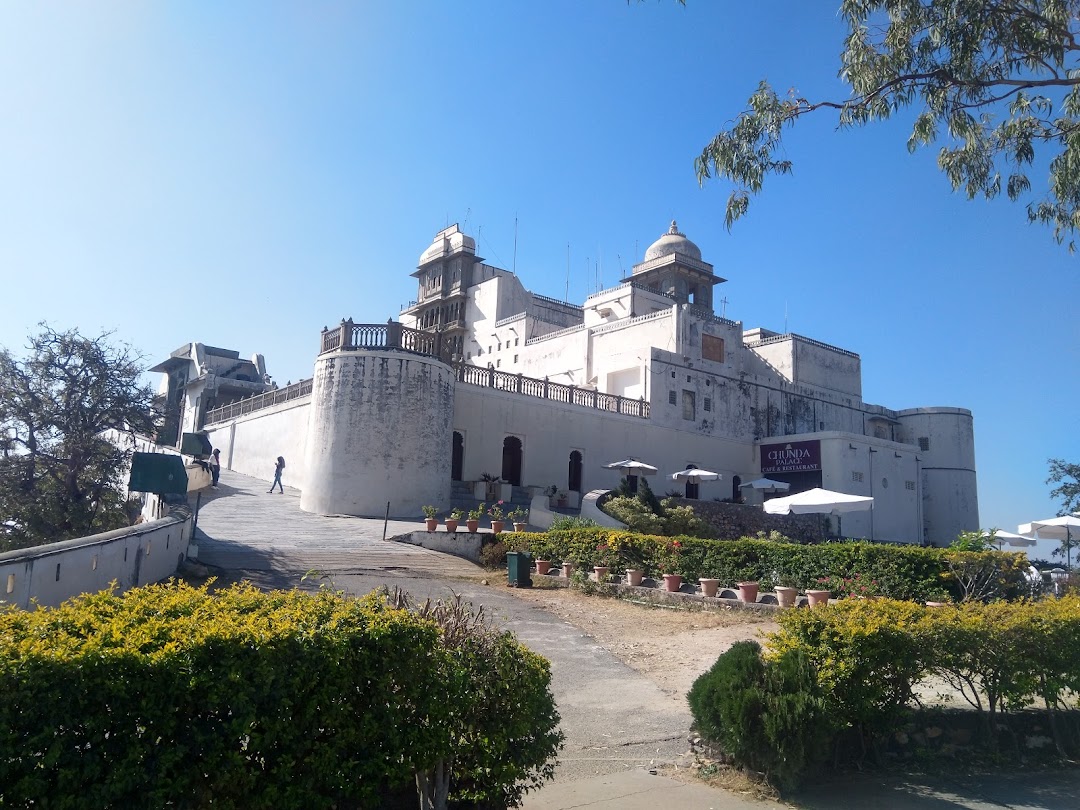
732,475 -> 742,503
451,431 -> 464,481
568,450 -> 583,493
501,436 -> 523,486
685,463 -> 699,500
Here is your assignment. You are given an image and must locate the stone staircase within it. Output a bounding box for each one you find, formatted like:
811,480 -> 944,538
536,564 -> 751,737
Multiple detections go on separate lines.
447,480 -> 533,517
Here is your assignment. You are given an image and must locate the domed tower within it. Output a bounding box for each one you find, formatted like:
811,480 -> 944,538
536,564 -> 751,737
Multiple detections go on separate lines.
626,221 -> 725,310
400,224 -> 481,363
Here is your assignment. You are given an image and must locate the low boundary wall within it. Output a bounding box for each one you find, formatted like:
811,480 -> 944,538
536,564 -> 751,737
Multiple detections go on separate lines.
0,506 -> 194,610
398,531 -> 483,564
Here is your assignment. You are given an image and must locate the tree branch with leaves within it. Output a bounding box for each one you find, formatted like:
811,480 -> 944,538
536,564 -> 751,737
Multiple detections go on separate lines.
693,1 -> 1080,249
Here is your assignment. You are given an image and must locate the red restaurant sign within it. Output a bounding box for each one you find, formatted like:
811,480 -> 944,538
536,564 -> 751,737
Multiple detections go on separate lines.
761,440 -> 821,474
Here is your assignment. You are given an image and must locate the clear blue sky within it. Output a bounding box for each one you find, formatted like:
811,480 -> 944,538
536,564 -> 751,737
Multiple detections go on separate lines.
1,2 -> 1076,550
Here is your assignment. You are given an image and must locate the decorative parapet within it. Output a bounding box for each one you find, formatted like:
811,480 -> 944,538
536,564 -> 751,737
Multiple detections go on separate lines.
746,332 -> 860,359
591,308 -> 672,335
456,364 -> 649,419
524,323 -> 588,345
213,321 -> 651,424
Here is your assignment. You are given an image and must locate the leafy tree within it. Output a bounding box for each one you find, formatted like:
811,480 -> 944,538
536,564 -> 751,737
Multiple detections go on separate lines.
691,1 -> 1080,248
1047,458 -> 1080,516
0,325 -> 158,551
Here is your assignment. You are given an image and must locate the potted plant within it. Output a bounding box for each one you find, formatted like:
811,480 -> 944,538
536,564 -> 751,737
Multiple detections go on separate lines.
508,506 -> 528,531
625,568 -> 645,586
466,503 -> 484,533
698,578 -> 720,598
660,540 -> 683,592
562,560 -> 574,578
544,484 -> 558,507
481,472 -> 500,501
535,559 -> 552,576
807,577 -> 833,607
446,508 -> 463,533
557,490 -> 569,508
593,539 -> 617,582
737,580 -> 759,604
488,501 -> 506,533
422,505 -> 438,532
774,576 -> 798,608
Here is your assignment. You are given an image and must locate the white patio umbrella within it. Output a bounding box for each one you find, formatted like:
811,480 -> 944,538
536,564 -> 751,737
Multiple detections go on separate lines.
1018,515 -> 1080,568
763,487 -> 874,538
739,477 -> 791,493
988,529 -> 1035,549
671,468 -> 721,482
603,458 -> 658,475
604,458 -> 657,494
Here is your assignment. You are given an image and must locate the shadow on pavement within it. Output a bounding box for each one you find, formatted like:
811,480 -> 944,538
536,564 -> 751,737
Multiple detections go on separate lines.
793,770 -> 1080,809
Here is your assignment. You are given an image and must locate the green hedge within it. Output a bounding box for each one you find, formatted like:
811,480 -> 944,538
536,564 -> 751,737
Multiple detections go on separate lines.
0,581 -> 561,809
504,528 -> 1031,602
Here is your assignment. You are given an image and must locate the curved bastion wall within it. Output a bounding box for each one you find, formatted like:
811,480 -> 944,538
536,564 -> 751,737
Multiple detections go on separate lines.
300,349 -> 454,518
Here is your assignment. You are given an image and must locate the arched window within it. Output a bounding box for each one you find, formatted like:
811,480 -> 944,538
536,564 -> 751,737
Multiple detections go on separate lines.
451,431 -> 464,481
501,436 -> 523,486
568,451 -> 583,493
685,463 -> 699,500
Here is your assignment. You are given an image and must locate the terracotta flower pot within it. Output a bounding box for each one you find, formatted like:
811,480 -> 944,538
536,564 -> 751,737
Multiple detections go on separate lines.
806,589 -> 831,607
626,569 -> 644,586
425,518 -> 438,532
466,519 -> 479,533
562,561 -> 575,578
535,559 -> 551,576
698,578 -> 720,598
737,581 -> 759,604
662,574 -> 683,592
775,586 -> 798,608
513,522 -> 527,532
491,520 -> 505,534
593,566 -> 609,582
444,519 -> 458,533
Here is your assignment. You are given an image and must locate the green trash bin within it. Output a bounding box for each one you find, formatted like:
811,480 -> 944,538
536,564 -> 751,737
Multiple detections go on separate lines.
506,551 -> 533,588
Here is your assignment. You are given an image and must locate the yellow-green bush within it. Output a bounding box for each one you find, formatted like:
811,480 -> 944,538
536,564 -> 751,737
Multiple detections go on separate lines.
767,597 -> 1080,748
505,528 -> 1030,602
692,598 -> 1080,788
0,581 -> 561,809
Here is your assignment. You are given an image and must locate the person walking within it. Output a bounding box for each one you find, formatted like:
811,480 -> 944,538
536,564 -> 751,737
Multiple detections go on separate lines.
209,449 -> 221,488
269,456 -> 285,493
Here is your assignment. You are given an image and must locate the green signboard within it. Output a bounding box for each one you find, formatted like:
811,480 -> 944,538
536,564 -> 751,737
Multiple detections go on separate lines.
129,452 -> 188,494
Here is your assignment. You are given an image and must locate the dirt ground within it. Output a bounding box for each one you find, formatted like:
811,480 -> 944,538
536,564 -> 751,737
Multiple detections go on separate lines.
502,583 -> 779,700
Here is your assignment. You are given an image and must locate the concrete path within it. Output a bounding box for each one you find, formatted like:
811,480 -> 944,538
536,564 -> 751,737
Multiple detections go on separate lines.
189,473 -> 1080,809
192,472 -> 479,577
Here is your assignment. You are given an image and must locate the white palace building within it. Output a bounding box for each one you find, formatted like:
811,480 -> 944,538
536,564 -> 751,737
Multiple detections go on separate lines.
162,222 -> 979,546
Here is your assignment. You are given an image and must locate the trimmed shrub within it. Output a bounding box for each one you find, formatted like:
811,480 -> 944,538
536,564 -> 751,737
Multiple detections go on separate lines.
0,581 -> 562,809
504,529 -> 1031,602
764,597 -> 1080,757
479,539 -> 507,570
688,641 -> 831,791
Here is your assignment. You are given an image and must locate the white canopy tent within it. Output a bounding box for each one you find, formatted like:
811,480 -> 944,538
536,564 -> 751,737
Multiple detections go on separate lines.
763,487 -> 874,538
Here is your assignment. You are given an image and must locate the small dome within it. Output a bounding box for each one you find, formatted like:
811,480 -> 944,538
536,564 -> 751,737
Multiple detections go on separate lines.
419,224 -> 475,266
642,220 -> 701,263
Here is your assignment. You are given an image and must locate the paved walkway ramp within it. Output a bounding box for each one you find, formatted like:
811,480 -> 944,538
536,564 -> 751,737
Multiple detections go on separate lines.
192,472 -> 480,577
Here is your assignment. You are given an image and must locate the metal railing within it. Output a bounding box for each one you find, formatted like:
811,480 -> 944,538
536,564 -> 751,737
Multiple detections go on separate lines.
204,378 -> 313,425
